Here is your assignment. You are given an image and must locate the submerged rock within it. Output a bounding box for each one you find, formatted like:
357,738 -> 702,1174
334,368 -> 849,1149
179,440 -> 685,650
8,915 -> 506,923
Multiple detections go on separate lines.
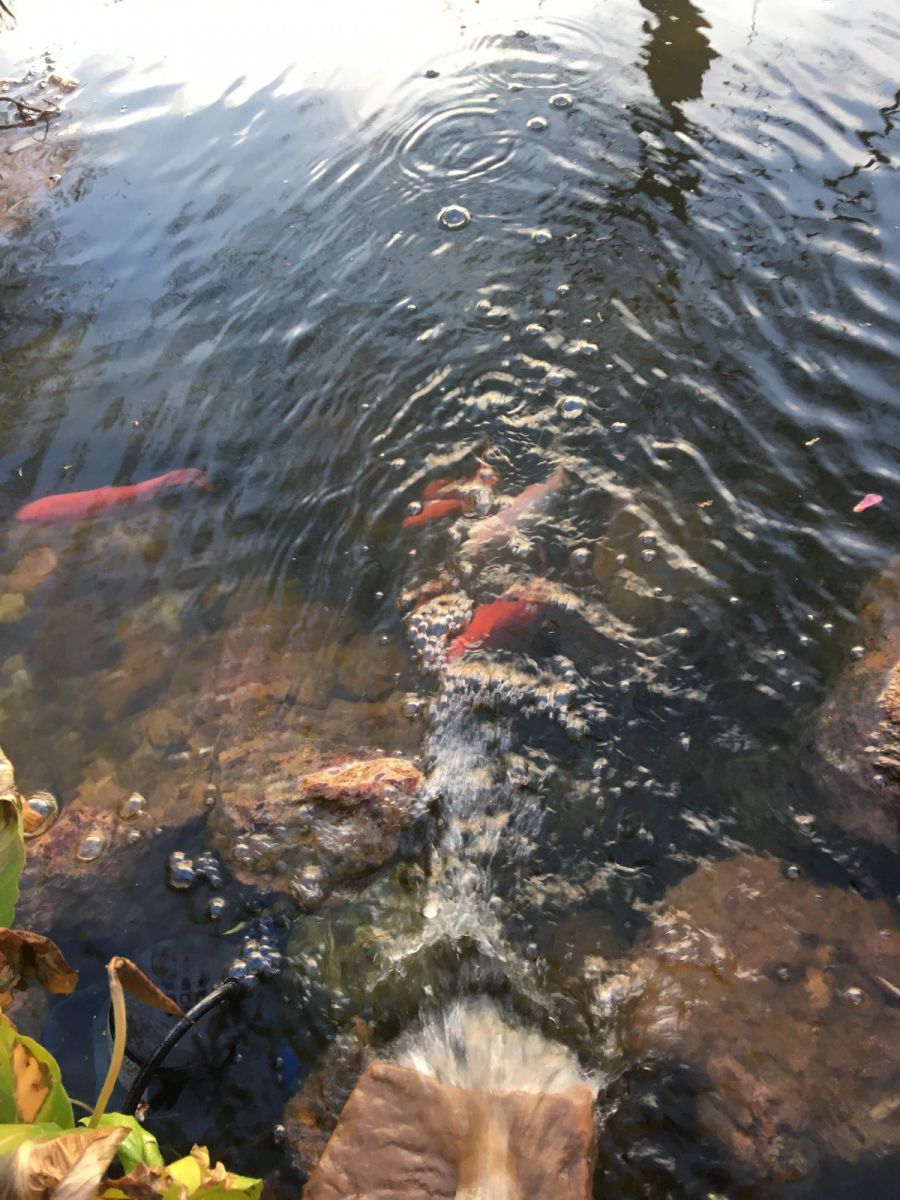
813,556 -> 900,847
281,1023 -> 375,1180
304,1060 -> 595,1199
208,745 -> 426,907
609,854 -> 900,1182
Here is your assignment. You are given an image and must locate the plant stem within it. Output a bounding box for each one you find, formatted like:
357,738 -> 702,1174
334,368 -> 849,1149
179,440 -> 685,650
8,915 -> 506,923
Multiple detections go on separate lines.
89,959 -> 126,1127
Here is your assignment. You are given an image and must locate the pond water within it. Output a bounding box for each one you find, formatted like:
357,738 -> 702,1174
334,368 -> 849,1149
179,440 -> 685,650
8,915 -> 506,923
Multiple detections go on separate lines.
1,0 -> 898,1195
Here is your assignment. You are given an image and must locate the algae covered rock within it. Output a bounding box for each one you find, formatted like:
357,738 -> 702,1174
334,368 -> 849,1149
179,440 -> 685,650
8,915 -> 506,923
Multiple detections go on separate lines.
610,854 -> 900,1182
208,745 -> 426,908
812,556 -> 900,847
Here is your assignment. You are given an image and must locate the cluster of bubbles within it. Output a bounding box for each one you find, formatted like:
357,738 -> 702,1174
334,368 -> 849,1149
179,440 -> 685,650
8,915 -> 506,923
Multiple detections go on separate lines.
403,591 -> 474,672
167,848 -> 224,891
224,933 -> 283,988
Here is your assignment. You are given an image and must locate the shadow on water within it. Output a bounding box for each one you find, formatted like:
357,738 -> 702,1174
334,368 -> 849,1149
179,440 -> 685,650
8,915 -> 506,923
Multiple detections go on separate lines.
0,0 -> 899,1194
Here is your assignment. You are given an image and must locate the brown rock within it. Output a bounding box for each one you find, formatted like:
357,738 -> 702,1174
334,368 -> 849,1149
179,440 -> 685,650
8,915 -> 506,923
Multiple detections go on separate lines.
282,1024 -> 375,1178
334,634 -> 411,702
813,557 -> 900,847
305,1061 -> 595,1200
208,746 -> 426,907
616,854 -> 900,1180
9,548 -> 58,596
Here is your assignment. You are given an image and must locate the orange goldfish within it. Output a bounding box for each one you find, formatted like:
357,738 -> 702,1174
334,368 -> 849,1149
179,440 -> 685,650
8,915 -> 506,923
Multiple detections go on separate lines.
15,468 -> 213,524
446,596 -> 546,660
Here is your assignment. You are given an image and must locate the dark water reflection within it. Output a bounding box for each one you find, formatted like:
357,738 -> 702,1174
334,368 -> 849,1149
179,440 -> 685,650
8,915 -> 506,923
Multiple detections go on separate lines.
1,0 -> 899,1194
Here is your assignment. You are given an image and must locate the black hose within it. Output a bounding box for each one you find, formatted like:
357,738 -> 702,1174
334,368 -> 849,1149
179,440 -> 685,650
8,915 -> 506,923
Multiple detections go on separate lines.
121,978 -> 241,1114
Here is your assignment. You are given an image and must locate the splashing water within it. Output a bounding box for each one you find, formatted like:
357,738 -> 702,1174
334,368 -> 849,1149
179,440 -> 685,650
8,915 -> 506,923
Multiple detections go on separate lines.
396,997 -> 595,1096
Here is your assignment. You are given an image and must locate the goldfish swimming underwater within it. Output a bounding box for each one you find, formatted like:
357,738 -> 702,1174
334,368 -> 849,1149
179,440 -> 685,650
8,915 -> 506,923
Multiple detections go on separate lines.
403,463 -> 499,528
14,468 -> 213,524
446,595 -> 546,661
462,466 -> 567,553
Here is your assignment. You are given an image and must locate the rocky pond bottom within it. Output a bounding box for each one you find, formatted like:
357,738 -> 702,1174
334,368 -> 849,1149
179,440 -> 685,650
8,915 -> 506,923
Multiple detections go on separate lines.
2,521 -> 899,1197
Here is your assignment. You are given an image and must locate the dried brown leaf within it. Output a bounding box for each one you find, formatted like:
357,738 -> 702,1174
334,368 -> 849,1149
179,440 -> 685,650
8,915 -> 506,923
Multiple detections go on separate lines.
0,929 -> 78,999
109,957 -> 183,1019
10,1127 -> 129,1200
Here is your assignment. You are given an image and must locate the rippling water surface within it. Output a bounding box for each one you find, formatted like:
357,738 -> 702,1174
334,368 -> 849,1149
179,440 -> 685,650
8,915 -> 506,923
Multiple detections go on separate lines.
1,0 -> 898,1194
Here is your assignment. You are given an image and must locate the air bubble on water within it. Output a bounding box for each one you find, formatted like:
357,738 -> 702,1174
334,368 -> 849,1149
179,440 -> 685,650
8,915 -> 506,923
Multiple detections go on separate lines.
873,773 -> 886,789
571,547 -> 591,568
775,649 -> 787,661
798,634 -> 812,647
850,645 -> 865,660
508,81 -> 523,92
118,792 -> 146,820
476,298 -> 491,314
575,340 -> 598,357
845,986 -> 865,1006
526,322 -> 546,337
23,792 -> 57,840
793,812 -> 815,836
822,622 -> 834,634
532,228 -> 553,245
775,964 -> 791,982
791,679 -> 801,690
784,864 -> 801,880
679,734 -> 691,751
729,595 -> 740,605
402,695 -> 424,719
233,841 -> 254,866
406,500 -> 423,520
438,204 -> 470,230
641,548 -> 656,563
558,395 -> 586,420
168,852 -> 196,890
423,898 -> 439,920
557,283 -> 570,295
76,832 -> 108,863
611,421 -> 627,433
527,115 -> 549,132
126,829 -> 141,845
549,92 -> 574,109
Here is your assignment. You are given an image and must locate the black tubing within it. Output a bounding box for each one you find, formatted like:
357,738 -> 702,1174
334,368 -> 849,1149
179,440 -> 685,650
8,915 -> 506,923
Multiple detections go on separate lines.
121,978 -> 241,1114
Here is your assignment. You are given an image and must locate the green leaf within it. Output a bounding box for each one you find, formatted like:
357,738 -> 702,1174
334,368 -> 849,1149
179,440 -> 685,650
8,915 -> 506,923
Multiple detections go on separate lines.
105,1144 -> 262,1198
0,1013 -> 73,1128
0,781 -> 24,930
0,1120 -> 65,1154
166,1146 -> 262,1199
82,1112 -> 164,1173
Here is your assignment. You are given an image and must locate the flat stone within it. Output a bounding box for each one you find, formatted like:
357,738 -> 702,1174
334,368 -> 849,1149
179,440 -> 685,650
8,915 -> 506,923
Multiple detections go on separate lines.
305,1061 -> 595,1200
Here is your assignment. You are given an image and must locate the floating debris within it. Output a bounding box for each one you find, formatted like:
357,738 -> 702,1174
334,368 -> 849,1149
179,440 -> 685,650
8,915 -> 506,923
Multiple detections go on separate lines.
853,493 -> 883,513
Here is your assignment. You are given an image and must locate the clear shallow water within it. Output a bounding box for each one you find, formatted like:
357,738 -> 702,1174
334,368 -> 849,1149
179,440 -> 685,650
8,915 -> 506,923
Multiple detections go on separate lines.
1,0 -> 899,1194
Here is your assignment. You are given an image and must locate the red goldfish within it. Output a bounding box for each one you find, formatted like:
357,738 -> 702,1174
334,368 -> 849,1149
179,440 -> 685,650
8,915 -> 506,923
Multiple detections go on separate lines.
403,463 -> 499,528
15,468 -> 213,524
446,596 -> 546,661
402,497 -> 466,527
463,466 -> 567,553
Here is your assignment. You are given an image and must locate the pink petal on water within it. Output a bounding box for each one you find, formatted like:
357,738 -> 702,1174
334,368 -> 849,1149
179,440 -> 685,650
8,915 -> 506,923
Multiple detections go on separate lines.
853,493 -> 883,513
